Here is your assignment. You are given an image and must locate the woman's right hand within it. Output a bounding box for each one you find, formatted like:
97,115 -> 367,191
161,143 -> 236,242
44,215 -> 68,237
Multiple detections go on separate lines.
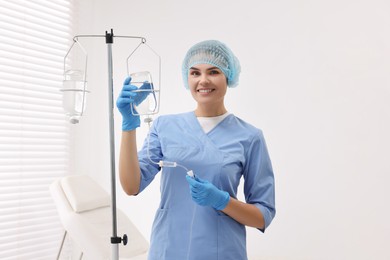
116,76 -> 151,131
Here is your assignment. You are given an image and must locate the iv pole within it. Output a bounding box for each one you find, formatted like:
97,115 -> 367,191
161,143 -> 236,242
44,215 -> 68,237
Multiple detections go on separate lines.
105,29 -> 123,260
65,29 -> 156,260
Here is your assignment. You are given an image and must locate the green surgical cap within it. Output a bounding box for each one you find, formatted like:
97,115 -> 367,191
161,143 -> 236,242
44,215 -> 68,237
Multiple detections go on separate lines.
182,40 -> 241,89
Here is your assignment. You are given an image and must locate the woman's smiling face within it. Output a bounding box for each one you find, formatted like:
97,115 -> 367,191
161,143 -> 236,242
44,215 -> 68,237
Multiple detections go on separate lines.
188,63 -> 228,109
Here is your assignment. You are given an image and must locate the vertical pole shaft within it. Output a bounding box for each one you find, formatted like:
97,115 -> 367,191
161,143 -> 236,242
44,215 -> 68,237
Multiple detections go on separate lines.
106,29 -> 119,260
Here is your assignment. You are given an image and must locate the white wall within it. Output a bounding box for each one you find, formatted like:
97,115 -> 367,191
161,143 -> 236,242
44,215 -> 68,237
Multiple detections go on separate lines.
71,0 -> 390,259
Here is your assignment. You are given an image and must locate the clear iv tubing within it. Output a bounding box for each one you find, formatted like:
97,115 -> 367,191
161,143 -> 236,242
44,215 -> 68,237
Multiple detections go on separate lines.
144,117 -> 194,177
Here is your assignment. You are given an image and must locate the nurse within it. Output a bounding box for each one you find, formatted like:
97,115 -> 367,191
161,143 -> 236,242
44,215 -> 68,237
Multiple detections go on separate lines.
116,40 -> 276,260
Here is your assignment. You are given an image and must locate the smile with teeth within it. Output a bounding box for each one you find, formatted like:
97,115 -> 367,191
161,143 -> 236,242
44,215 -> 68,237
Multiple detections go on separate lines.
198,89 -> 214,93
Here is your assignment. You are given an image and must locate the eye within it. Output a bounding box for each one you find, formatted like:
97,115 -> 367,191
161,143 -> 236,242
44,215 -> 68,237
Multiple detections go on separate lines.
209,70 -> 220,75
189,70 -> 200,76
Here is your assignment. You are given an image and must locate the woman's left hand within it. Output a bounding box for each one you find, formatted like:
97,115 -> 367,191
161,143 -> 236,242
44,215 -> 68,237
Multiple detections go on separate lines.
185,175 -> 230,210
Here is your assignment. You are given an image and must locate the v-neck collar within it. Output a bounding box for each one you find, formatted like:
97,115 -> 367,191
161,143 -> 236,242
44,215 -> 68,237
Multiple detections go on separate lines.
185,111 -> 233,137
197,112 -> 230,133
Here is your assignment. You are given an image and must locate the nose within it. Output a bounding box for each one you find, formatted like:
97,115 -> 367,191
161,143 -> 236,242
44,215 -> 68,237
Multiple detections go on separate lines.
199,74 -> 210,85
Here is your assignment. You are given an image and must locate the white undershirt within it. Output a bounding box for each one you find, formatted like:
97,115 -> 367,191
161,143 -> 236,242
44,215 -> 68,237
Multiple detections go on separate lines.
196,112 -> 230,134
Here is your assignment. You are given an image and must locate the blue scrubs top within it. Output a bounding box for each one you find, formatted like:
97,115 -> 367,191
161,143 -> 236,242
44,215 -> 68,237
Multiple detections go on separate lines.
137,112 -> 275,260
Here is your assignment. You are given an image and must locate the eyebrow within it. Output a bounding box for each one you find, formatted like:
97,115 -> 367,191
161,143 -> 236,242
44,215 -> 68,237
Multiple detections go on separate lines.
189,66 -> 220,71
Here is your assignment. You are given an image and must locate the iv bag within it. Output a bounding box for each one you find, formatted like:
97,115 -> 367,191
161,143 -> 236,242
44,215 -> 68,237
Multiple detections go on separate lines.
129,71 -> 160,116
61,70 -> 89,124
126,39 -> 161,117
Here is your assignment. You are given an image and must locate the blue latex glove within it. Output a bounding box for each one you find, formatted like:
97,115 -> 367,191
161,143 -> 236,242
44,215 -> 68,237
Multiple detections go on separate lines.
185,175 -> 230,210
116,76 -> 152,131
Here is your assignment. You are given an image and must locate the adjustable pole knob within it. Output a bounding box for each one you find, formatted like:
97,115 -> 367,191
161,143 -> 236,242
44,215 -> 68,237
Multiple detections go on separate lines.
122,234 -> 128,245
110,234 -> 128,246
